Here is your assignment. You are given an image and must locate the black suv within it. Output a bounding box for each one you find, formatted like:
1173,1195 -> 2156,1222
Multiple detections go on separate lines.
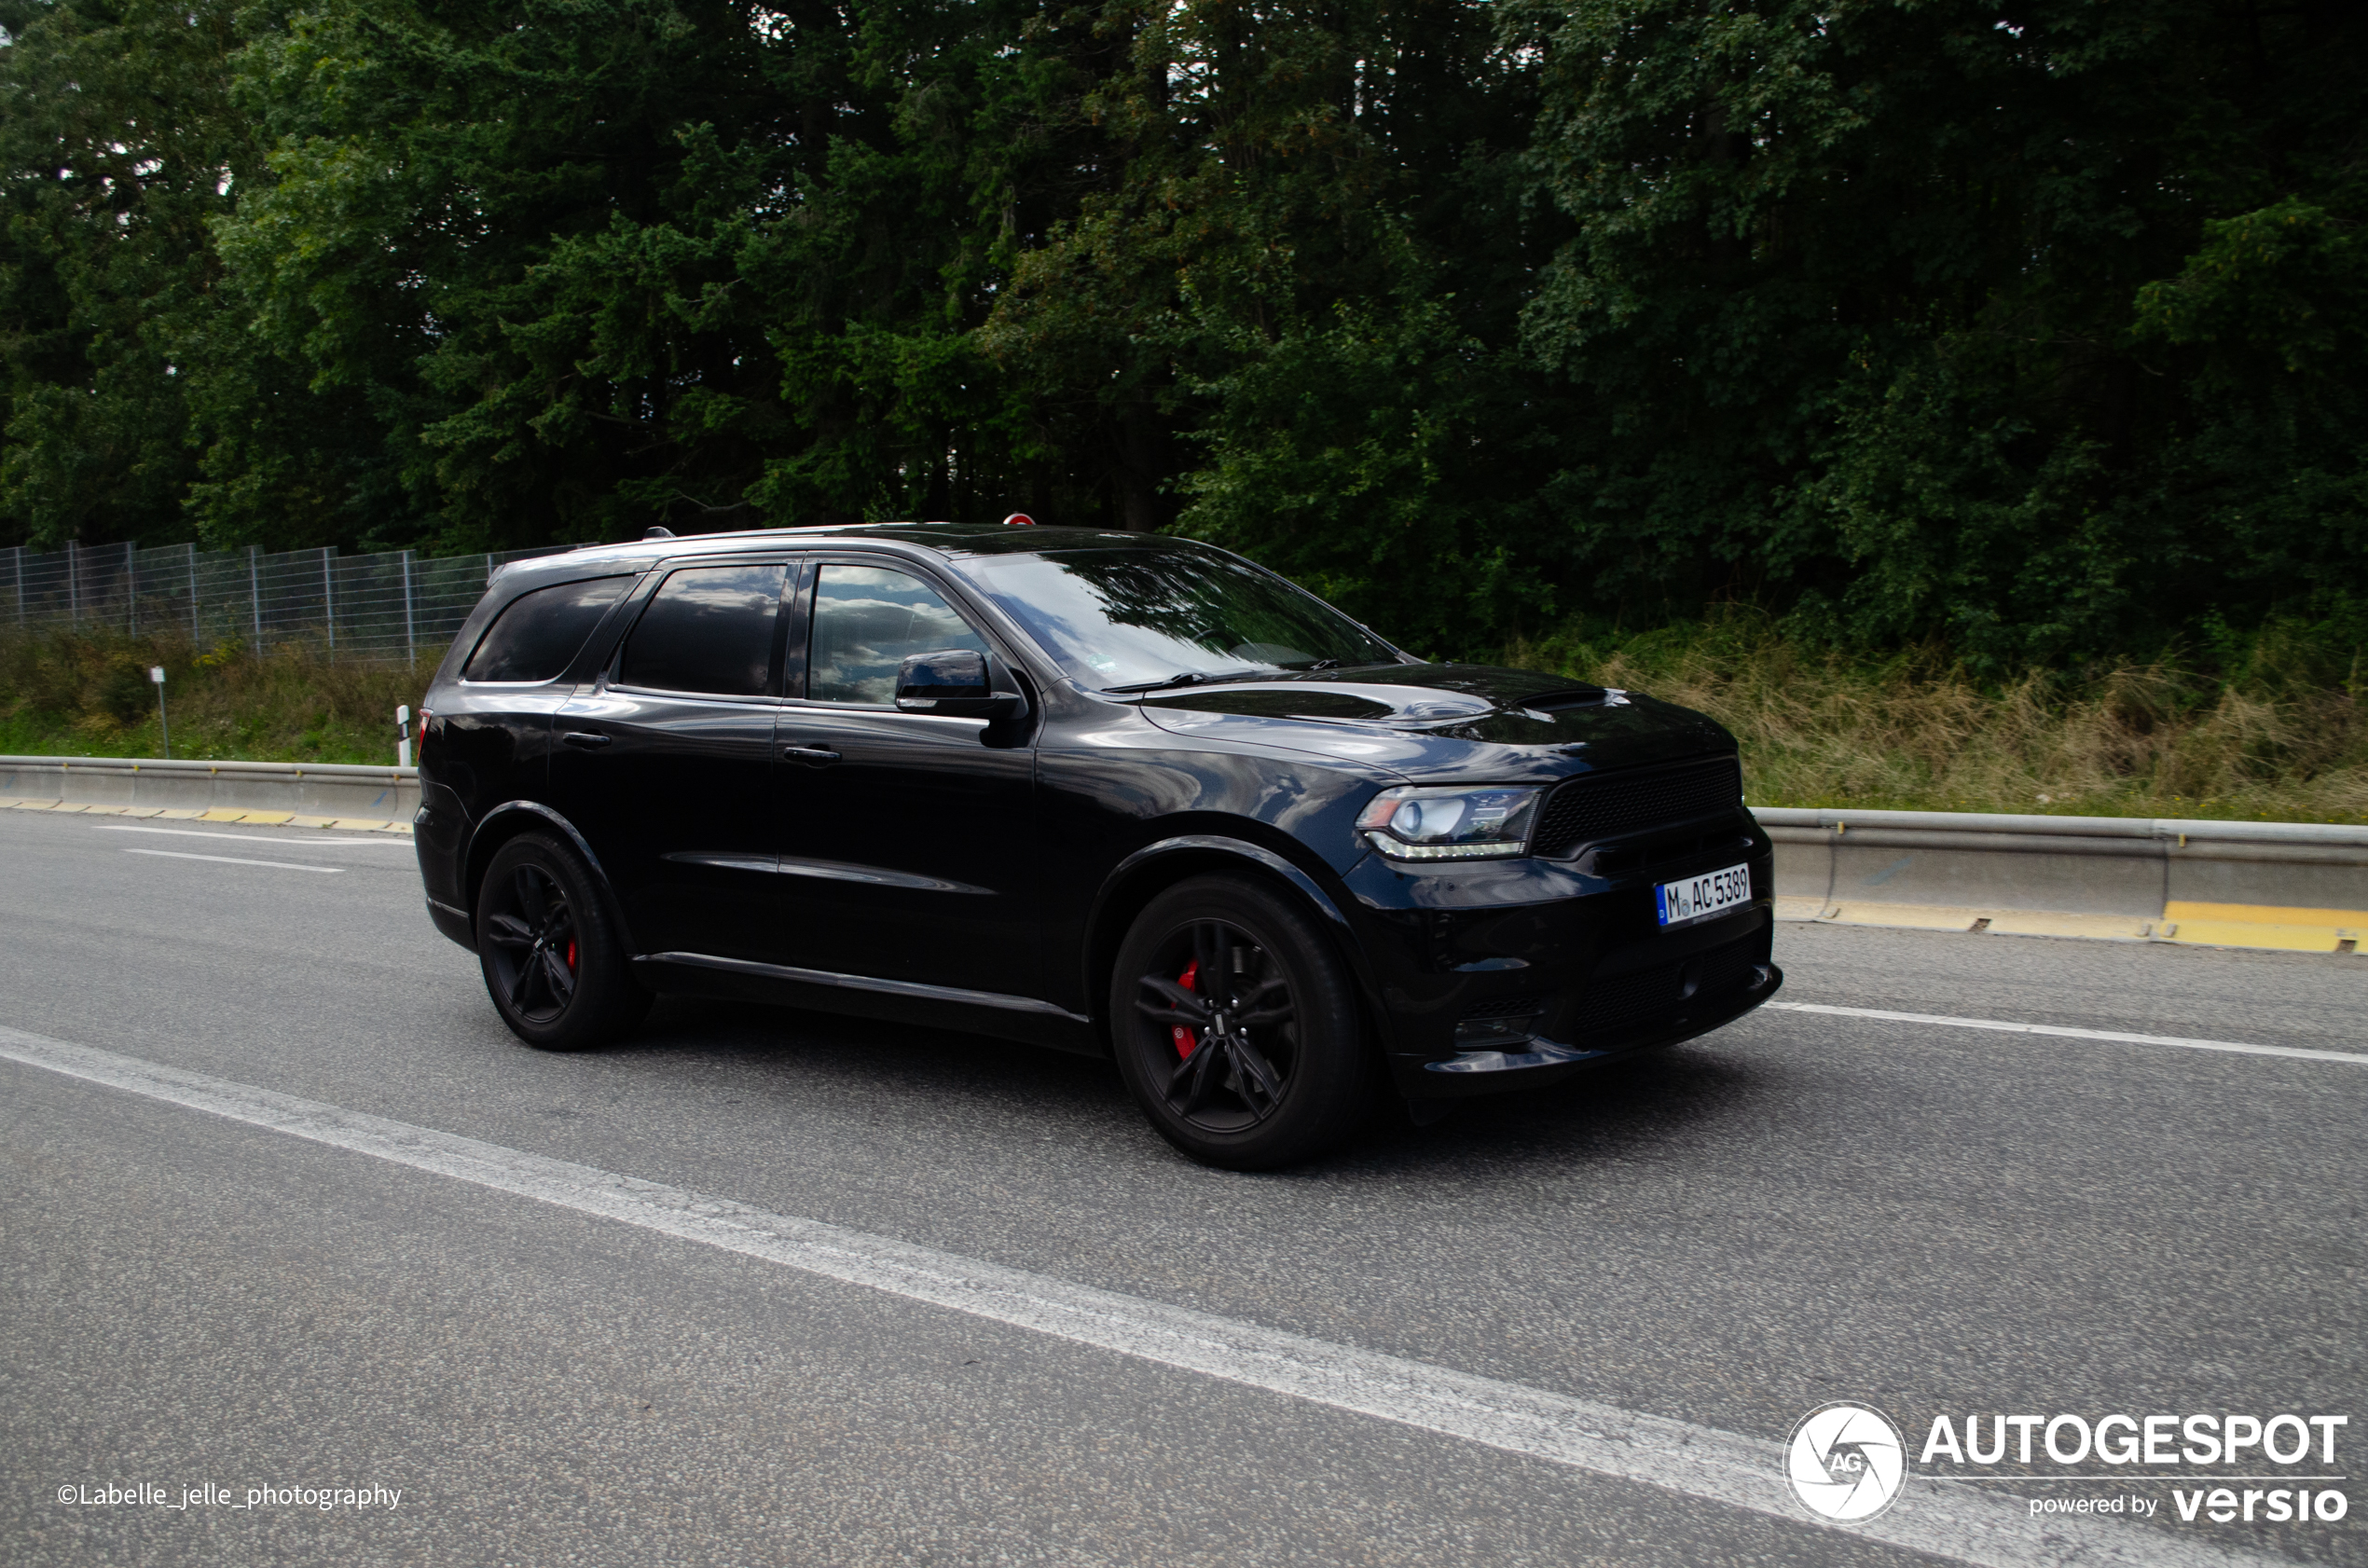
414,524 -> 1779,1167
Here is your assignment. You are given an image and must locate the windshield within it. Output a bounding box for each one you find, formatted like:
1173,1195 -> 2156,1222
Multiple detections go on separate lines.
961,546 -> 1400,691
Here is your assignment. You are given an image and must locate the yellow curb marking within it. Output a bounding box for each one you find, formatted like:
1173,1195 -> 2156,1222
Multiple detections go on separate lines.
0,794 -> 414,834
2164,899 -> 2368,928
1823,901 -> 1984,931
2159,920 -> 2348,955
1778,895 -> 2360,953
1983,911 -> 2153,942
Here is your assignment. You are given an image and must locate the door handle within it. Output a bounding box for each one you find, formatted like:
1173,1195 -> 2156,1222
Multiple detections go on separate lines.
560,731 -> 613,750
781,745 -> 840,766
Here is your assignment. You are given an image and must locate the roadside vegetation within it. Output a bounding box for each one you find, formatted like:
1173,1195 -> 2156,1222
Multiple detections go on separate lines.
0,630 -> 425,767
7,616 -> 2361,823
1509,612 -> 2368,825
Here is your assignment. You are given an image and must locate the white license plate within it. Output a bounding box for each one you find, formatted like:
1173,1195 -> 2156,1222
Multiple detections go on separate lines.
1655,862 -> 1753,928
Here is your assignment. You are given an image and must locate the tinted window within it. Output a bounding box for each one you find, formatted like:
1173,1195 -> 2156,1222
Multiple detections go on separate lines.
809,565 -> 989,704
618,563 -> 786,696
962,546 -> 1397,690
462,576 -> 632,683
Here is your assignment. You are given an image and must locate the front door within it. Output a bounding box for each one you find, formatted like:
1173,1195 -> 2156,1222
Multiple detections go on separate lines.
548,558 -> 792,963
768,558 -> 1039,1000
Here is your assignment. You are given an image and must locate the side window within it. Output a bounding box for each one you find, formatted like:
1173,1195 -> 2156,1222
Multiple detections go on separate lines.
617,563 -> 787,697
809,564 -> 990,705
461,576 -> 632,683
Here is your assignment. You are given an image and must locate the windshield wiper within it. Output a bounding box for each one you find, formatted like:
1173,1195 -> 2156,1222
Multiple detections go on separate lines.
1102,667 -> 1267,694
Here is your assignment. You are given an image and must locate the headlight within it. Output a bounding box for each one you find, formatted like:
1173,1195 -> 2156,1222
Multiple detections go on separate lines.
1356,785 -> 1542,860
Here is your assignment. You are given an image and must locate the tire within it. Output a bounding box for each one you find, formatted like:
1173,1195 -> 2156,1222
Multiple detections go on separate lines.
1109,873 -> 1374,1170
475,832 -> 651,1051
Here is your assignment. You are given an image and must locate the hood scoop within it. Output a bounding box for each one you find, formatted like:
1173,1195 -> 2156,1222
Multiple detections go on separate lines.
1134,663 -> 1731,770
1518,685 -> 1611,710
1140,677 -> 1616,731
1142,687 -> 1404,723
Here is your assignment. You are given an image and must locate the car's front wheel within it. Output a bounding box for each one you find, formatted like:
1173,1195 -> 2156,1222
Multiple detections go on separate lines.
1110,873 -> 1373,1170
475,832 -> 650,1051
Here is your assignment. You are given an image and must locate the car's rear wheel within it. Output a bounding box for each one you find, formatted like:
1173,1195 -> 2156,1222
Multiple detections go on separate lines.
1110,873 -> 1372,1170
476,832 -> 650,1051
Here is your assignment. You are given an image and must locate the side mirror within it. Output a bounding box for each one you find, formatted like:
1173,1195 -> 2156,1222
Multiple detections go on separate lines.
895,649 -> 1023,720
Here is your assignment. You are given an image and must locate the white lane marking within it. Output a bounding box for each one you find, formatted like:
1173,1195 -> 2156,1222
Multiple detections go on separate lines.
0,1025 -> 2280,1568
120,848 -> 344,874
96,826 -> 408,847
1767,1001 -> 2364,1066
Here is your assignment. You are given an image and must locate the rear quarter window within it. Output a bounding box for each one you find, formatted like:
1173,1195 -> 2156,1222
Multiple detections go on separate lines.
462,576 -> 633,683
617,562 -> 788,697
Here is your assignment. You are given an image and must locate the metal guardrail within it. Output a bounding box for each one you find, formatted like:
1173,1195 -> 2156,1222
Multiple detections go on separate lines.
1755,807 -> 2368,951
0,541 -> 578,662
0,755 -> 418,822
2,758 -> 2359,950
1752,805 -> 2368,848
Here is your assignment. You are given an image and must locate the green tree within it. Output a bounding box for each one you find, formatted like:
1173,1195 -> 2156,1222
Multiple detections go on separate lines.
208,0 -> 1091,550
1511,0 -> 2368,665
983,0 -> 1567,648
0,0 -> 243,547
209,1 -> 825,549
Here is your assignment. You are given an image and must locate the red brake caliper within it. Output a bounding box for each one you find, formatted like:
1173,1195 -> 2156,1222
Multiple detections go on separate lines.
565,939 -> 578,971
1171,959 -> 1200,1060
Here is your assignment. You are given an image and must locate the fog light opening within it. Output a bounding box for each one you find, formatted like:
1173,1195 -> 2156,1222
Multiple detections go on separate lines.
1453,1012 -> 1542,1047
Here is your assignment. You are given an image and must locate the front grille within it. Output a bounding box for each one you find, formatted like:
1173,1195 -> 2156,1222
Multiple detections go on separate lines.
1532,757 -> 1743,859
1564,933 -> 1760,1038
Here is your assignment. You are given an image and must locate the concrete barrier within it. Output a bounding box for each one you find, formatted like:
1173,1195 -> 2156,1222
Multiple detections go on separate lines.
0,754 -> 417,826
1756,806 -> 2368,952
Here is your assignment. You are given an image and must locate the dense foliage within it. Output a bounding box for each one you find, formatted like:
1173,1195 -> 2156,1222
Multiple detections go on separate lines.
2,0 -> 2361,664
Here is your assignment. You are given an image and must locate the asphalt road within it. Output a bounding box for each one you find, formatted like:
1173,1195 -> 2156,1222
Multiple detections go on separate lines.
2,806 -> 2361,1567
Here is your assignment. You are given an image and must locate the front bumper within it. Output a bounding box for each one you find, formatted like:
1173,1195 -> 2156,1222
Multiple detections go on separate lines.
425,895 -> 475,951
1335,820 -> 1781,1098
1409,954 -> 1781,1096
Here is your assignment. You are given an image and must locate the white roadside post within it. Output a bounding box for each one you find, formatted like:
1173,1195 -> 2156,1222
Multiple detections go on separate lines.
396,705 -> 412,769
149,666 -> 170,760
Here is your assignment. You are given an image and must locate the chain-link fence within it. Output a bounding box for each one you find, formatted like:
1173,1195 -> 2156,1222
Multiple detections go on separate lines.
0,542 -> 581,662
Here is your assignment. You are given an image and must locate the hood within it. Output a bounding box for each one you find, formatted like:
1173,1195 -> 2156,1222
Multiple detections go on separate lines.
1133,663 -> 1735,782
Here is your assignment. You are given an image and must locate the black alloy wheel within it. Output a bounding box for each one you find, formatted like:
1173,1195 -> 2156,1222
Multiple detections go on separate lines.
484,861 -> 576,1024
476,832 -> 650,1051
1140,916 -> 1296,1130
1111,873 -> 1372,1169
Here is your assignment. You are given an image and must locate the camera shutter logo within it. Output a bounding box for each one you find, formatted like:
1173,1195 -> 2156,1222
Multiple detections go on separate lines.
1787,1402 -> 1907,1522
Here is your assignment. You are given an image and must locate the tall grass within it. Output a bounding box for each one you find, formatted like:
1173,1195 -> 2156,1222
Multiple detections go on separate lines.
6,617 -> 2363,823
1509,612 -> 2368,824
0,629 -> 428,766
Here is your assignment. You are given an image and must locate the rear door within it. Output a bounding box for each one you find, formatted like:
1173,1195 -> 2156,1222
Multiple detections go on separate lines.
767,557 -> 1040,1000
548,557 -> 797,963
